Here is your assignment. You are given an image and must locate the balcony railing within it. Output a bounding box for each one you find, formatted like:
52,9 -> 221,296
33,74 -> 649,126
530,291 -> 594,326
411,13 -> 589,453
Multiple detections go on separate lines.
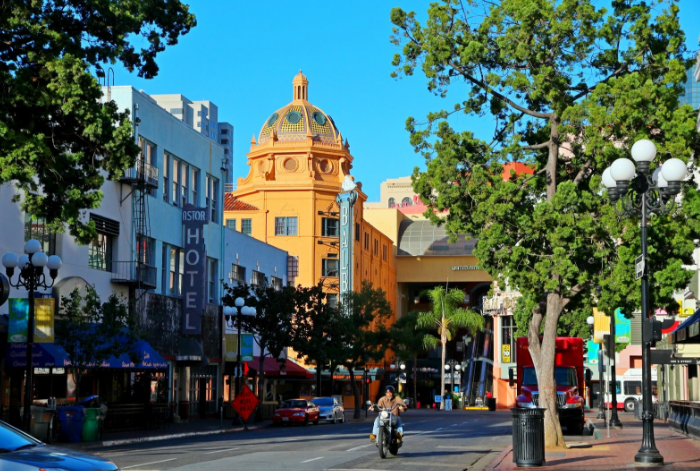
111,261 -> 157,289
120,159 -> 159,189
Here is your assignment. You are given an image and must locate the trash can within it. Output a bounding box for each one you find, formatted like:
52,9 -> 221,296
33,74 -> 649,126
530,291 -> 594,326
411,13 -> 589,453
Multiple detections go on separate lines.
31,406 -> 54,442
487,398 -> 497,411
511,408 -> 546,467
82,408 -> 101,442
634,399 -> 642,420
57,406 -> 85,443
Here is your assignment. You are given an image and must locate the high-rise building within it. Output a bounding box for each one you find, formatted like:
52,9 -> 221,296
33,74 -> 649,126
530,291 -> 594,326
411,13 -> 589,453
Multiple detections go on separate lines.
680,64 -> 700,110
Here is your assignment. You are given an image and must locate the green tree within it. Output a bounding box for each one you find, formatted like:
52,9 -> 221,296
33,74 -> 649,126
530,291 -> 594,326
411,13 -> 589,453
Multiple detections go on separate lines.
391,0 -> 699,446
222,282 -> 295,419
390,310 -> 430,407
335,281 -> 394,418
415,287 -> 483,409
56,285 -> 140,399
292,283 -> 339,398
0,1 -> 196,244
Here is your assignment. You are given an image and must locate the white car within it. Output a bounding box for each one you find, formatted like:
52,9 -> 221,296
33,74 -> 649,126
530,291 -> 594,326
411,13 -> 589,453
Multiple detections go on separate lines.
312,397 -> 345,424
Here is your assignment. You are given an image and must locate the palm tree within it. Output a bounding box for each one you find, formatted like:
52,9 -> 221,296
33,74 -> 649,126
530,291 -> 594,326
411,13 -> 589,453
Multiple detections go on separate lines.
416,286 -> 484,410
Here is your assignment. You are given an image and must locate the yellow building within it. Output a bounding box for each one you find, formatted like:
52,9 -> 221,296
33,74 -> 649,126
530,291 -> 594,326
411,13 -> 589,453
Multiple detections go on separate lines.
223,73 -> 397,399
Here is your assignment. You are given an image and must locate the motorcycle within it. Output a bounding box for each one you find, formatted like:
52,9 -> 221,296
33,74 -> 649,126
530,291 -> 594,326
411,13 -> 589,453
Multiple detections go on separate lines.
367,400 -> 403,458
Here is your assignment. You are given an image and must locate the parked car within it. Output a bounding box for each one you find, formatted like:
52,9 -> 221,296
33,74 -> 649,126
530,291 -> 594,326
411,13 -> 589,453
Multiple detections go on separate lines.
0,419 -> 118,470
312,397 -> 345,424
272,399 -> 320,426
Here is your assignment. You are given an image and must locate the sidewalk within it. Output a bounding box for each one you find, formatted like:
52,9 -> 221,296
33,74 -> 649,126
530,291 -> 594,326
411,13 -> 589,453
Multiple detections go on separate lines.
488,414 -> 700,470
58,408 -> 376,451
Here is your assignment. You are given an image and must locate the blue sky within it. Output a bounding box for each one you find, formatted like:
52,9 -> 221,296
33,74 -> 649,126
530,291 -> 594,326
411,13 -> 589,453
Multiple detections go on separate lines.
109,1 -> 700,202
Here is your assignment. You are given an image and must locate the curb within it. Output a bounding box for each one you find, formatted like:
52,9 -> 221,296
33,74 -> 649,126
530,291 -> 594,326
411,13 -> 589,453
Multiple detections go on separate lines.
485,444 -> 512,471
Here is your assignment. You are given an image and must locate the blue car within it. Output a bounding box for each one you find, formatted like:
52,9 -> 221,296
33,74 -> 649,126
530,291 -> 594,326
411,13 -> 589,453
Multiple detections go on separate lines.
0,420 -> 118,470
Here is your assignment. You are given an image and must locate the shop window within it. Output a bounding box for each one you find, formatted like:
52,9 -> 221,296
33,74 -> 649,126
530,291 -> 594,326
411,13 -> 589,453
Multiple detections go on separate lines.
501,316 -> 515,363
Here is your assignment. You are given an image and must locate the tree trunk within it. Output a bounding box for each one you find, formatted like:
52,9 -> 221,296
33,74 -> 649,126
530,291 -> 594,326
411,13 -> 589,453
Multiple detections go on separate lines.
329,362 -> 335,397
255,354 -> 265,421
316,359 -> 323,397
528,292 -> 567,448
349,366 -> 361,419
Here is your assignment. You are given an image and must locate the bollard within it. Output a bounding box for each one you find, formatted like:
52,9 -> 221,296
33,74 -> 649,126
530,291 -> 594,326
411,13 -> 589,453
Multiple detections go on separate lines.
511,408 -> 546,467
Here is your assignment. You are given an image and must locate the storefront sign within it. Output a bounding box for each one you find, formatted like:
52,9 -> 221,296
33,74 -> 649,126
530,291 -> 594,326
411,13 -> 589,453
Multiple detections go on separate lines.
336,177 -> 358,300
35,298 -> 55,343
8,299 -> 28,343
182,203 -> 208,334
677,300 -> 695,317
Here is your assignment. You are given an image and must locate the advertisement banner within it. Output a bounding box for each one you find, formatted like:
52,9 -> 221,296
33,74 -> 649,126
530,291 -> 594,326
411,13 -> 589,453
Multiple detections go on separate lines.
241,333 -> 254,361
181,203 -> 208,335
225,333 -> 255,362
8,299 -> 29,343
587,340 -> 599,365
615,308 -> 631,344
35,298 -> 55,343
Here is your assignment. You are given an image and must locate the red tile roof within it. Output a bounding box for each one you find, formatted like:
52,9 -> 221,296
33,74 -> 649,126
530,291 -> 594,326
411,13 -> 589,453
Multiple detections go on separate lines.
224,193 -> 259,211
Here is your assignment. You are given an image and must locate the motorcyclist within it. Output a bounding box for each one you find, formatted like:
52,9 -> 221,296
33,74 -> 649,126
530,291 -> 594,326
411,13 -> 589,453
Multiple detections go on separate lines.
369,385 -> 406,443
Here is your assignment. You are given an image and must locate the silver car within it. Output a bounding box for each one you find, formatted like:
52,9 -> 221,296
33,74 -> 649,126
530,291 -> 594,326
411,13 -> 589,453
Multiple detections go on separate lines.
0,420 -> 118,470
312,397 -> 345,424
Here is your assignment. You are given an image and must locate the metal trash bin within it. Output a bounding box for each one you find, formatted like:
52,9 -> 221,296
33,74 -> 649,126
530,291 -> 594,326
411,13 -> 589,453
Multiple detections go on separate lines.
20,406 -> 54,442
634,399 -> 642,420
511,408 -> 546,467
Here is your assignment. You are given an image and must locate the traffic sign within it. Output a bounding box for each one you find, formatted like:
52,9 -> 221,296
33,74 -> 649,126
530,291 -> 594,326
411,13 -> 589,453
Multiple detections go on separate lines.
635,255 -> 645,281
231,384 -> 259,422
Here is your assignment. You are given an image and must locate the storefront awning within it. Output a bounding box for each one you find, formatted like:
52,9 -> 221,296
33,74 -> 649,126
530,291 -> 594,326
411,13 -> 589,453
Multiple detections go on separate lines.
247,357 -> 314,379
669,309 -> 700,344
5,339 -> 167,370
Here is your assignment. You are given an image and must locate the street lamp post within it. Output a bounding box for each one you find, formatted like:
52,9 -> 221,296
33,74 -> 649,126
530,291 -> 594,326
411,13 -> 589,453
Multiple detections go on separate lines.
2,240 -> 62,433
223,297 -> 255,397
601,139 -> 688,465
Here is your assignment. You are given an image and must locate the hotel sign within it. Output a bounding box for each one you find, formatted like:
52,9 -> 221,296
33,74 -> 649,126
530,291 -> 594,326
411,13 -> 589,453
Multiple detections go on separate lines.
182,203 -> 208,334
336,177 -> 358,299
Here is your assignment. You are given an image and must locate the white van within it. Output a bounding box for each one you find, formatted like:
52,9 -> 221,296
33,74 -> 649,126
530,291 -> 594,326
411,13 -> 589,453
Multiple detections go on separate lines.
603,368 -> 658,412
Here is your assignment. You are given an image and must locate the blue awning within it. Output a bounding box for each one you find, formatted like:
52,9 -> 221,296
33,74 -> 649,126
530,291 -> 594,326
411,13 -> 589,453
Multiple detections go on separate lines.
5,340 -> 167,370
670,309 -> 700,344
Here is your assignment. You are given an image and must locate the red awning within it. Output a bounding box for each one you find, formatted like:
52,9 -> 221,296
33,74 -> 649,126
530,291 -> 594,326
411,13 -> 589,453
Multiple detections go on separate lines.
662,320 -> 680,334
248,357 -> 314,379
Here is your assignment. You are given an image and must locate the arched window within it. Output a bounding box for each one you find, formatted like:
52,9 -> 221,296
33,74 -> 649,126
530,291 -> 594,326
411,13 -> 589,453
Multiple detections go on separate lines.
388,197 -> 395,208
402,197 -> 412,206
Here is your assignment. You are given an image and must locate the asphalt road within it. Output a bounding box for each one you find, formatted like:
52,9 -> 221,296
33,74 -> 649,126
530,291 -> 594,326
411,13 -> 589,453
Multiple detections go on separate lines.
97,409 -> 514,471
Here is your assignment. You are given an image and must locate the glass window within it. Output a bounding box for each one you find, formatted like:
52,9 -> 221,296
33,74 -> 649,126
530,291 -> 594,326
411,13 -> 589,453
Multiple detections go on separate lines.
88,233 -> 113,272
322,218 -> 339,237
364,233 -> 369,250
388,197 -> 395,208
271,276 -> 283,291
211,177 -> 219,223
136,235 -> 155,266
181,162 -> 189,207
168,246 -> 179,295
241,219 -> 252,236
208,258 -> 218,302
275,217 -> 298,236
230,264 -> 246,284
322,259 -> 339,277
172,157 -> 180,206
355,223 -> 360,241
251,270 -> 265,286
191,168 -> 199,206
178,250 -> 184,295
327,294 -> 338,309
24,215 -> 56,255
374,239 -> 379,255
226,219 -> 237,230
382,244 -> 388,261
163,152 -> 169,203
401,197 -> 411,206
624,381 -> 642,395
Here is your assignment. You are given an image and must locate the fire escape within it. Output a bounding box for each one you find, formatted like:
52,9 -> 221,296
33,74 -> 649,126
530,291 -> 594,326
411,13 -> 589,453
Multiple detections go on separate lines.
113,108 -> 158,290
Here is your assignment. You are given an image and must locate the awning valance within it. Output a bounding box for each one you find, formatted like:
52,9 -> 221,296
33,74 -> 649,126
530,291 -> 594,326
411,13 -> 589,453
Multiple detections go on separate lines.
247,357 -> 314,379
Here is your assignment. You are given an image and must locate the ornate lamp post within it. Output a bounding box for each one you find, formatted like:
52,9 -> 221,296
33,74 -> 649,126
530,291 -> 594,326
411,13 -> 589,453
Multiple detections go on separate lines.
601,139 -> 688,465
2,239 -> 62,433
223,297 -> 255,397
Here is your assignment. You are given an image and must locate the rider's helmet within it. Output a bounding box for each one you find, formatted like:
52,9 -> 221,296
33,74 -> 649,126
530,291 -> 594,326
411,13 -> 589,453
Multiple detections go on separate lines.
385,385 -> 396,394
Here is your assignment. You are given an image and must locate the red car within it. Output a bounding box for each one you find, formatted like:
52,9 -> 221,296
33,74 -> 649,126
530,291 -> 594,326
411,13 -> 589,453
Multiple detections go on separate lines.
272,399 -> 320,426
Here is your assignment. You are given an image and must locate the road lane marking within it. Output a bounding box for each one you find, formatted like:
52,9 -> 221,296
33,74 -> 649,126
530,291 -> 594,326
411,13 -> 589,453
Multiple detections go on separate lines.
301,456 -> 324,463
451,424 -> 459,426
204,447 -> 239,454
436,427 -> 444,431
122,458 -> 177,469
346,444 -> 372,451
